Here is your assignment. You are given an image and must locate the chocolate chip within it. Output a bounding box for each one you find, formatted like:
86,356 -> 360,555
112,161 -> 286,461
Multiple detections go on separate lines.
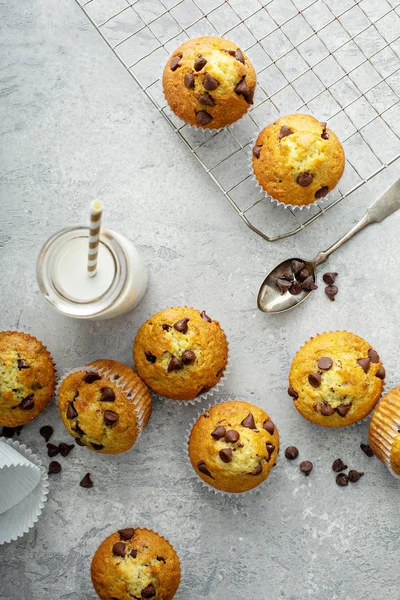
315,186 -> 329,199
277,278 -> 292,294
76,439 -> 85,446
250,464 -> 263,476
279,125 -> 293,139
168,356 -> 183,372
234,77 -> 248,95
252,144 -> 262,159
131,549 -> 138,558
156,556 -> 165,562
289,281 -> 303,295
357,357 -> 371,373
162,324 -> 171,331
211,426 -> 226,440
336,403 -> 352,417
80,473 -> 93,488
170,54 -> 182,71
1,427 -> 17,438
223,49 -> 236,56
200,310 -> 212,322
47,443 -> 59,457
67,402 -> 78,419
20,395 -> 34,410
145,351 -> 156,363
74,391 -> 79,399
199,92 -> 216,106
300,461 -> 313,475
17,359 -> 29,370
141,584 -> 156,598
73,423 -> 85,436
308,373 -> 321,387
235,48 -> 245,63
285,446 -> 299,460
297,268 -> 310,282
376,366 -> 385,379
40,425 -> 53,442
174,318 -> 189,333
197,461 -> 212,477
360,443 -> 374,457
83,371 -> 101,383
322,272 -> 338,285
318,357 -> 333,371
59,442 -> 74,457
296,171 -> 314,187
325,285 -> 338,301
184,73 -> 195,89
194,56 -> 207,71
301,276 -> 318,291
368,349 -> 380,363
196,110 -> 213,126
91,443 -> 104,451
198,385 -> 210,395
266,443 -> 275,457
182,350 -> 196,365
203,72 -> 219,91
241,413 -> 256,429
104,410 -> 119,426
243,88 -> 254,104
48,461 -> 62,474
348,469 -> 364,483
291,260 -> 305,275
336,473 -> 348,487
113,542 -> 126,558
321,401 -> 334,416
263,420 -> 274,435
280,266 -> 293,281
332,458 -> 347,472
321,125 -> 329,140
225,429 -> 240,443
288,386 -> 298,399
118,528 -> 134,541
100,387 -> 116,402
219,448 -> 233,463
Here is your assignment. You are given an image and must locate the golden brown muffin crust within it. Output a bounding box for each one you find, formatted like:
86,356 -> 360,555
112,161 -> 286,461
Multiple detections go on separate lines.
163,36 -> 256,129
0,331 -> 56,427
133,307 -> 228,401
252,114 -> 345,206
188,400 -> 279,493
91,528 -> 181,600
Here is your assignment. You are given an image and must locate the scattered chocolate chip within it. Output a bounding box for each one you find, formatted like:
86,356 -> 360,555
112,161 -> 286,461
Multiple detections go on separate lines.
266,443 -> 275,457
1,427 -> 17,438
80,473 -> 93,488
17,359 -> 29,370
263,420 -> 274,435
285,446 -> 299,460
318,357 -> 333,371
67,402 -> 78,419
104,410 -> 119,426
234,77 -> 248,96
211,426 -> 226,440
113,542 -> 126,558
277,278 -> 292,294
368,349 -> 380,363
141,584 -> 156,598
360,443 -> 374,457
194,56 -> 207,71
252,144 -> 262,159
170,54 -> 182,71
336,473 -> 348,487
300,461 -> 313,476
297,268 -> 310,282
197,461 -> 212,477
320,401 -> 335,416
325,285 -> 338,301
118,528 -> 134,541
301,276 -> 318,291
357,357 -> 371,374
296,171 -> 314,187
145,351 -> 156,363
332,458 -> 347,472
199,92 -> 216,106
289,281 -> 303,295
168,356 -> 183,372
308,373 -> 321,387
20,395 -> 34,410
162,324 -> 171,331
315,186 -> 329,199
14,425 -> 23,435
182,350 -> 196,365
83,371 -> 101,383
336,403 -> 352,417
251,464 -> 263,475
100,387 -> 116,402
376,366 -> 385,379
243,88 -> 254,104
203,72 -> 219,91
241,413 -> 256,429
184,73 -> 195,89
131,549 -> 138,558
323,272 -> 338,285
219,448 -> 233,463
234,48 -> 245,63
48,461 -> 62,474
47,443 -> 59,457
91,443 -> 104,451
40,425 -> 53,442
279,125 -> 293,139
200,310 -> 212,322
196,110 -> 213,126
225,429 -> 240,443
348,469 -> 364,483
59,442 -> 74,457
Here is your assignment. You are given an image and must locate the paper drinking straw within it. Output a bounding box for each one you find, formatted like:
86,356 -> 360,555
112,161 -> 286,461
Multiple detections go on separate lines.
87,200 -> 103,277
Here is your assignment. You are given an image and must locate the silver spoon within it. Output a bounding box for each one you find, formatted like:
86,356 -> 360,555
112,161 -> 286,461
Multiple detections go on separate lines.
258,178 -> 400,313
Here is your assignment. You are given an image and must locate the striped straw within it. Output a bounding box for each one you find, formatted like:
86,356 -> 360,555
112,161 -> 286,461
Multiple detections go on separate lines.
87,200 -> 103,277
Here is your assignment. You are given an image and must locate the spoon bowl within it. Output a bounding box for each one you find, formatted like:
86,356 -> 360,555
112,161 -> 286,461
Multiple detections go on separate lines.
257,258 -> 316,313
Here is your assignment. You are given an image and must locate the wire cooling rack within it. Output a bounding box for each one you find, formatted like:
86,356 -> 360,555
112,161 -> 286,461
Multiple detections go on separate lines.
76,0 -> 400,241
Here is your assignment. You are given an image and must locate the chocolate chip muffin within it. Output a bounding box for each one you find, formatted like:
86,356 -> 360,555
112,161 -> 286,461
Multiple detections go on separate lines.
289,332 -> 384,427
252,114 -> 345,206
0,331 -> 56,427
133,307 -> 228,401
369,386 -> 400,478
57,359 -> 152,454
188,400 -> 279,493
163,36 -> 256,129
91,527 -> 181,600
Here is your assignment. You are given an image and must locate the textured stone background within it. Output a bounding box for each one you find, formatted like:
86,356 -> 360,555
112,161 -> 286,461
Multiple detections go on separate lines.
1,0 -> 400,599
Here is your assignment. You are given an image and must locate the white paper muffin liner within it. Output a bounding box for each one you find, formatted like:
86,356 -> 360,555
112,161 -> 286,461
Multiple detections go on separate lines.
185,398 -> 278,497
0,438 -> 49,544
369,393 -> 400,479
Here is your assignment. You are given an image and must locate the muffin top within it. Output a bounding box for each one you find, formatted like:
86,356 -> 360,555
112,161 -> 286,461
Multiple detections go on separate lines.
369,386 -> 400,476
0,331 -> 56,427
188,400 -> 279,493
91,528 -> 181,600
163,36 -> 256,129
252,114 -> 345,206
57,359 -> 152,454
133,307 -> 228,401
289,331 -> 384,427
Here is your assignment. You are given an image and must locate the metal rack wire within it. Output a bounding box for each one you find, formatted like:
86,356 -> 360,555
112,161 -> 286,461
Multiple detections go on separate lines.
76,0 -> 400,241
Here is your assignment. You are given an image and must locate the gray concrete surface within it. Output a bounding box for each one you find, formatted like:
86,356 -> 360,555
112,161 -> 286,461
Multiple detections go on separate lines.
1,0 -> 400,599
